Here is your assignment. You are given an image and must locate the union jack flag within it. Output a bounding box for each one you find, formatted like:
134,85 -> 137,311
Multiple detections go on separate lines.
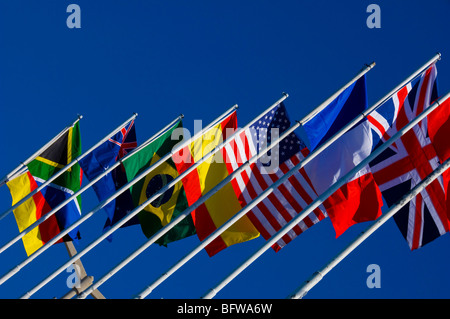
109,119 -> 138,160
368,64 -> 450,250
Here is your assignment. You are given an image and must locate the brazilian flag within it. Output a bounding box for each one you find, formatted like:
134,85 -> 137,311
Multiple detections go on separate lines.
123,120 -> 196,245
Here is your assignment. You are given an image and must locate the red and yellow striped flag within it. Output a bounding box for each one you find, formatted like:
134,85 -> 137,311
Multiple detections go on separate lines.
174,111 -> 259,256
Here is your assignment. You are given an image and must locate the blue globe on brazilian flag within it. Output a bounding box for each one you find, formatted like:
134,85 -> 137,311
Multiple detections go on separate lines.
123,121 -> 196,246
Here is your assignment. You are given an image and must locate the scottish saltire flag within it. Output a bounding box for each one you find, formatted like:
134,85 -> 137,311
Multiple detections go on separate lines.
368,64 -> 450,250
302,75 -> 383,237
79,119 -> 138,233
223,102 -> 327,252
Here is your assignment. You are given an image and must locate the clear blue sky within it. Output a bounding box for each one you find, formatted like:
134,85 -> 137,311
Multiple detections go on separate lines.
1,1 -> 450,299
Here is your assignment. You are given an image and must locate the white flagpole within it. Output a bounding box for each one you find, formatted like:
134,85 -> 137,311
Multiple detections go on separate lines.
133,55 -> 440,299
0,115 -> 183,257
200,92 -> 450,299
2,106 -> 233,289
77,63 -> 376,299
0,113 -> 139,222
0,115 -> 83,188
289,156 -> 450,299
17,100 -> 262,298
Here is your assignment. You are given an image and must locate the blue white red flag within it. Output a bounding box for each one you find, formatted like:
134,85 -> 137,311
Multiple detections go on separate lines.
302,75 -> 383,237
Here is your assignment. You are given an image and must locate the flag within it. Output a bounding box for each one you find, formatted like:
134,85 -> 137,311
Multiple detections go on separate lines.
79,119 -> 139,233
302,75 -> 383,237
174,111 -> 260,256
122,120 -> 196,246
368,64 -> 450,250
223,102 -> 327,252
7,121 -> 82,256
428,98 -> 450,223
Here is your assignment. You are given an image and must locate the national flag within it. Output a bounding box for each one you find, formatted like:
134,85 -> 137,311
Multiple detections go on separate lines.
7,121 -> 82,256
174,111 -> 260,256
223,102 -> 328,252
302,75 -> 383,237
428,97 -> 450,223
368,64 -> 450,250
122,120 -> 196,246
79,119 -> 139,233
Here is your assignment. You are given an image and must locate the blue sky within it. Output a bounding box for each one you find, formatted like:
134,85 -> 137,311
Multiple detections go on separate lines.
1,1 -> 450,299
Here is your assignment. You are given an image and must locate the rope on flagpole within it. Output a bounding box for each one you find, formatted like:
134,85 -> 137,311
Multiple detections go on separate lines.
0,114 -> 83,188
288,146 -> 450,299
76,62 -> 376,299
0,114 -> 183,257
200,91 -> 450,299
0,113 -> 139,223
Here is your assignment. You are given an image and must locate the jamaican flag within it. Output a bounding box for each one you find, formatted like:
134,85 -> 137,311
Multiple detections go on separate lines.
123,120 -> 196,245
7,121 -> 82,256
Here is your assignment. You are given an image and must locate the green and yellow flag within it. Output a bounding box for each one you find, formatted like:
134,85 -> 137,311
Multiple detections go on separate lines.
123,120 -> 196,245
7,121 -> 82,256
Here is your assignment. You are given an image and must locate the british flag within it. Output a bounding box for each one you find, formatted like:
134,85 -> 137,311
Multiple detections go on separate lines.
368,64 -> 450,250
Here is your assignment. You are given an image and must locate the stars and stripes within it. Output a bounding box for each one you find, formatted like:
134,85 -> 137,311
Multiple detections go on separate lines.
222,103 -> 327,252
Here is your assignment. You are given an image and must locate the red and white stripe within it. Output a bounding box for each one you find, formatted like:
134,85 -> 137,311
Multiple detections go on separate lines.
222,129 -> 327,252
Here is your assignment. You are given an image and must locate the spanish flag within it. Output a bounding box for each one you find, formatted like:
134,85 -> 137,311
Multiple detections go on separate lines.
7,122 -> 82,256
174,111 -> 260,256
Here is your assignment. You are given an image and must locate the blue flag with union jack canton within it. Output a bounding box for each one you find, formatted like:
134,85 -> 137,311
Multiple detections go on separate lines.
368,64 -> 450,250
79,119 -> 139,234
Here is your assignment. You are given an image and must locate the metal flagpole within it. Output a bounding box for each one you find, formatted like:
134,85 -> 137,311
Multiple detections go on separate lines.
17,101 -> 255,298
0,115 -> 183,257
0,106 -> 227,288
0,115 -> 83,188
134,56 -> 440,299
288,156 -> 450,299
200,92 -> 450,299
0,113 -> 139,223
77,63 -> 376,299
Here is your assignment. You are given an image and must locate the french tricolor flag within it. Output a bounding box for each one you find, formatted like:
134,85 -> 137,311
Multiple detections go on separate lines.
302,75 -> 383,236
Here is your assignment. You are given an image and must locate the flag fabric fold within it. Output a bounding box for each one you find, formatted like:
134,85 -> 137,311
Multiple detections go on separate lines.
223,103 -> 328,252
302,75 -> 384,237
78,119 -> 139,235
7,121 -> 82,256
368,64 -> 450,250
174,111 -> 260,256
122,120 -> 196,246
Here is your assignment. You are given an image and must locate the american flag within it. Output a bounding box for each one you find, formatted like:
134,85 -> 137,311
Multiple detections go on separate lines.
222,102 -> 327,252
368,64 -> 450,249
